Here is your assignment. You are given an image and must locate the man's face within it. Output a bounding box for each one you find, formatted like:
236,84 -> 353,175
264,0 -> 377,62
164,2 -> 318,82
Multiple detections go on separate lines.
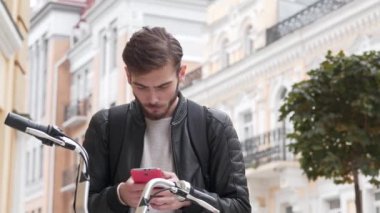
126,63 -> 186,120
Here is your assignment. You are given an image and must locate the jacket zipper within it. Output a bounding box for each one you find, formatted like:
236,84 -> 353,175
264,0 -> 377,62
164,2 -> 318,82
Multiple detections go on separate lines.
171,123 -> 179,176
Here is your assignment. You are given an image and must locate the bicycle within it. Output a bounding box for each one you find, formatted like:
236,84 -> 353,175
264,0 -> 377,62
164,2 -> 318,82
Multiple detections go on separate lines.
4,112 -> 219,213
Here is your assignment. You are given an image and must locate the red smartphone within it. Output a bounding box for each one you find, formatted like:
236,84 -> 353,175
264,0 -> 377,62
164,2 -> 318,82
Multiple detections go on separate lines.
130,168 -> 164,183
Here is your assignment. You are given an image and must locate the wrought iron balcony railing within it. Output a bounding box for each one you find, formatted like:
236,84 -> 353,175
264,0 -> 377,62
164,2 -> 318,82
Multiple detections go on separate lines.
266,0 -> 354,45
242,126 -> 294,168
64,97 -> 91,121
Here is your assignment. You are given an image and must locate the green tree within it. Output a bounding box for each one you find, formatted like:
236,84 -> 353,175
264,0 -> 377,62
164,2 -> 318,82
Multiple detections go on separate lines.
279,50 -> 380,213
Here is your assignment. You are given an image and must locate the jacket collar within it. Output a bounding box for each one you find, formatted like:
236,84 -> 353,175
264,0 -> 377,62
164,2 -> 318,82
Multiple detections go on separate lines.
171,92 -> 187,125
129,92 -> 187,126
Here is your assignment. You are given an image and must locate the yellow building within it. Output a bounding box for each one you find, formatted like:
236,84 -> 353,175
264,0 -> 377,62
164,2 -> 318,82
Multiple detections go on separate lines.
0,0 -> 29,212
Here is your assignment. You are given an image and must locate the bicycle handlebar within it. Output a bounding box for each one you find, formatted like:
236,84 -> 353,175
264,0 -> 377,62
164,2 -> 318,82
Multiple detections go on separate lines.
4,112 -> 90,213
135,178 -> 219,213
4,112 -> 220,213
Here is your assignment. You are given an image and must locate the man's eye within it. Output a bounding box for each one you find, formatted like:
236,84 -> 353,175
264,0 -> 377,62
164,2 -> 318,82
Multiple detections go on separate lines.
158,84 -> 171,90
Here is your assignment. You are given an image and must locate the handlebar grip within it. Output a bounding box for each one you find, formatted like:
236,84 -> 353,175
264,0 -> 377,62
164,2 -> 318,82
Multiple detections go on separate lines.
190,188 -> 218,204
4,112 -> 49,133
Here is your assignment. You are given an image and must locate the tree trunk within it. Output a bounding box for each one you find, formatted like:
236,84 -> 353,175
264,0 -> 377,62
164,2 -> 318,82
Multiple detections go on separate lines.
353,169 -> 362,213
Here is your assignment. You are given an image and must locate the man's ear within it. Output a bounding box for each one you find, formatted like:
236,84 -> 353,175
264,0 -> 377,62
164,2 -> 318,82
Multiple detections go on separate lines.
125,66 -> 132,84
178,65 -> 187,82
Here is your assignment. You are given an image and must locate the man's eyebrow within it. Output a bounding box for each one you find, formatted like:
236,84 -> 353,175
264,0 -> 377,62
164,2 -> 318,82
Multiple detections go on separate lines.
155,81 -> 172,88
132,80 -> 173,88
132,82 -> 148,87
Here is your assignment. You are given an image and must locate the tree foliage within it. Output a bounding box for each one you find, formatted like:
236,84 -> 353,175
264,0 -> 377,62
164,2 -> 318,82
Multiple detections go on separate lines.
279,50 -> 380,186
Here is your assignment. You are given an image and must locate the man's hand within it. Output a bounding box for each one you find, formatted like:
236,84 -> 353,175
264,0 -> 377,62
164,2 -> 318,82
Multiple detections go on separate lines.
149,171 -> 191,210
118,177 -> 145,208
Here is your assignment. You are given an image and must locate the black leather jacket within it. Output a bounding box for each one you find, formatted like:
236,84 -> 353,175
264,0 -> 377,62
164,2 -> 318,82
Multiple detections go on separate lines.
83,94 -> 251,212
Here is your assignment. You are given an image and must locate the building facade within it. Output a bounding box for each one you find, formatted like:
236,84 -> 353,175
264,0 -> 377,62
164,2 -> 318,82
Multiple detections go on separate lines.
183,0 -> 380,212
0,0 -> 29,212
27,0 -> 210,212
27,1 -> 87,213
18,0 -> 380,212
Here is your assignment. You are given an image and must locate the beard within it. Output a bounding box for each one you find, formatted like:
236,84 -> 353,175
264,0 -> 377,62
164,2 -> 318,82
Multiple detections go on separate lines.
135,82 -> 179,120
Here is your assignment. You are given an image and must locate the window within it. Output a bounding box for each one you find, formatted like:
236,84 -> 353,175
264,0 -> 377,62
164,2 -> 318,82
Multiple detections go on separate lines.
242,111 -> 253,140
68,66 -> 92,119
244,25 -> 254,55
100,21 -> 118,76
239,110 -> 253,156
24,143 -> 44,199
110,26 -> 117,70
29,45 -> 36,119
273,87 -> 288,128
41,38 -> 48,117
220,38 -> 229,68
25,151 -> 30,184
285,206 -> 293,213
100,30 -> 107,76
74,68 -> 91,101
33,43 -> 40,119
32,147 -> 36,183
375,191 -> 380,213
326,198 -> 341,213
85,69 -> 91,97
29,37 -> 48,120
39,145 -> 43,178
77,71 -> 83,100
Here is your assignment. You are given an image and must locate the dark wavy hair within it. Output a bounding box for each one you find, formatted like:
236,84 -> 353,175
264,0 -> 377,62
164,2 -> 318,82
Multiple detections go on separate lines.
122,26 -> 183,73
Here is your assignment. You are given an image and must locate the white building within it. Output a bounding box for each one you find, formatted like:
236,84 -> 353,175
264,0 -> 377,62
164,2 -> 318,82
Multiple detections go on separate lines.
183,0 -> 380,212
27,1 -> 86,212
23,0 -> 380,212
55,0 -> 211,212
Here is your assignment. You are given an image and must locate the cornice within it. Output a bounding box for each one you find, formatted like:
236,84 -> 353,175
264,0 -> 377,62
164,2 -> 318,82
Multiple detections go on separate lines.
31,2 -> 83,29
83,0 -> 118,24
0,0 -> 23,59
183,0 -> 380,104
143,0 -> 209,9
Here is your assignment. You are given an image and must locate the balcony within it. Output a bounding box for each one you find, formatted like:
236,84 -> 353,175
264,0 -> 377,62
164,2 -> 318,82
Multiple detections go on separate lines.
266,0 -> 354,45
181,67 -> 202,89
62,98 -> 91,128
242,126 -> 295,168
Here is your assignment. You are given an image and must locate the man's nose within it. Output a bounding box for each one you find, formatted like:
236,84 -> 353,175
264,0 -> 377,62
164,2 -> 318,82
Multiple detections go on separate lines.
147,89 -> 159,104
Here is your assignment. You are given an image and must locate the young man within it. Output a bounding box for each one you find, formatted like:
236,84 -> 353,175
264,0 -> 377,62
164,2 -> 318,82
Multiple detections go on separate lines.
83,27 -> 251,213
